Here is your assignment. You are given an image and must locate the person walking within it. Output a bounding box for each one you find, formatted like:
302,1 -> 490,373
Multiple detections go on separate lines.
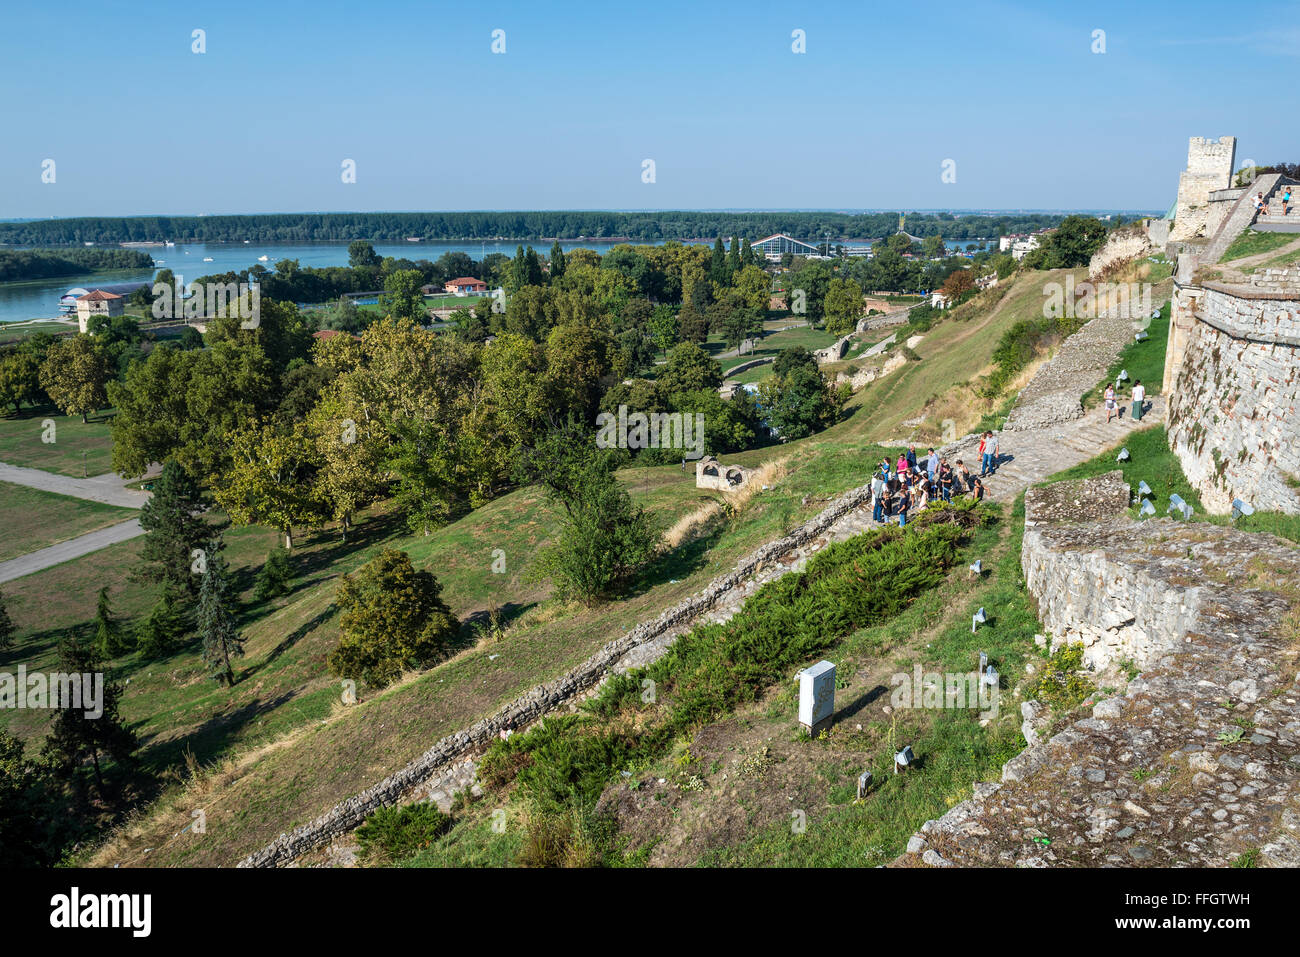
987,431 -> 999,475
906,444 -> 917,471
1131,379 -> 1146,421
897,484 -> 910,528
1104,383 -> 1117,424
1283,186 -> 1292,216
979,431 -> 992,477
871,468 -> 886,523
938,459 -> 953,502
926,447 -> 939,482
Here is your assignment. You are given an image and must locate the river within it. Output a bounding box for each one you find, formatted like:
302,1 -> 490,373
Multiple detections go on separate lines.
0,237 -> 988,325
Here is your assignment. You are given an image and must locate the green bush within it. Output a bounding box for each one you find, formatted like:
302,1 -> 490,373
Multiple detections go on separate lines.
1028,643 -> 1093,712
252,546 -> 293,601
356,802 -> 451,864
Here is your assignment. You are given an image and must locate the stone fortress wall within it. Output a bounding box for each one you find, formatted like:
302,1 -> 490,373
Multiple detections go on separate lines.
1165,269 -> 1300,513
1143,135 -> 1300,515
1169,136 -> 1237,242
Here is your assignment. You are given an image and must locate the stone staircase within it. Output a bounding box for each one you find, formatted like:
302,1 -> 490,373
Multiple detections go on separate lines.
1202,173 -> 1290,262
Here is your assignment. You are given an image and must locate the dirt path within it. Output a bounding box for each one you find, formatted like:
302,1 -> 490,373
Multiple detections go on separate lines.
0,518 -> 143,584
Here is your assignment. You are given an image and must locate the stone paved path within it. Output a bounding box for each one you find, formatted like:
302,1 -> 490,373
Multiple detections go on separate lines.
946,398 -> 1168,504
0,518 -> 144,584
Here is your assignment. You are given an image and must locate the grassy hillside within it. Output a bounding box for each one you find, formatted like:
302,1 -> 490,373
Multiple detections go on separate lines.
69,268 -> 1138,866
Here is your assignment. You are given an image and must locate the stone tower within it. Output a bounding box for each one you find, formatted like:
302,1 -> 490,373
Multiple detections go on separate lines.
1168,136 -> 1236,241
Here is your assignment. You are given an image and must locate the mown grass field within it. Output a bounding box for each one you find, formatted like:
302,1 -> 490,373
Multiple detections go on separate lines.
0,406 -> 116,476
1219,229 -> 1296,264
0,481 -> 136,562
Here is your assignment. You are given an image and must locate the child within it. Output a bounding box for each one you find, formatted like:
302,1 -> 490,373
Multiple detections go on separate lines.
1104,383 -> 1117,423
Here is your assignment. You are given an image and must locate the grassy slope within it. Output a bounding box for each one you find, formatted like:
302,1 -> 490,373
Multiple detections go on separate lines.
0,407 -> 116,476
0,481 -> 136,562
1219,229 -> 1296,264
79,267 -> 1159,865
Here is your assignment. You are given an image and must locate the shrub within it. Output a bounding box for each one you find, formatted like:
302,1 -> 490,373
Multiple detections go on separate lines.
1028,642 -> 1093,712
356,803 -> 451,864
252,546 -> 293,601
327,550 -> 459,687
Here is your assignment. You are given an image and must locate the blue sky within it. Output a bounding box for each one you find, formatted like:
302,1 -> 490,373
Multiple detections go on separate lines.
0,0 -> 1293,217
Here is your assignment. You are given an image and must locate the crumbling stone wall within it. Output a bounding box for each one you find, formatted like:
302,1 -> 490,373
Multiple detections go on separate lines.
1089,224 -> 1156,282
1166,279 -> 1300,514
899,474 -> 1300,867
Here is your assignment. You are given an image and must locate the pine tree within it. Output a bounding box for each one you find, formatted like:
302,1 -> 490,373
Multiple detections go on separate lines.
549,241 -> 566,282
41,633 -> 137,802
726,235 -> 741,281
524,246 -> 544,286
253,546 -> 294,601
136,459 -> 207,597
741,238 -> 756,268
134,585 -> 188,659
92,586 -> 130,659
197,536 -> 243,687
0,588 -> 13,652
710,237 -> 727,286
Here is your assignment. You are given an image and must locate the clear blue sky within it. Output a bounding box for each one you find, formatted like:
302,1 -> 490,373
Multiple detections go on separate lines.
1,0 -> 1293,217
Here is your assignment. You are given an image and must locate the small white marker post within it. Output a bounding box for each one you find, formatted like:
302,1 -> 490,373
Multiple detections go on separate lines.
798,660 -> 836,736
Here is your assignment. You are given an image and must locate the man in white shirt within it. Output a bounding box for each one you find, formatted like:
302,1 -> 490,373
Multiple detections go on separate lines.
1131,380 -> 1146,421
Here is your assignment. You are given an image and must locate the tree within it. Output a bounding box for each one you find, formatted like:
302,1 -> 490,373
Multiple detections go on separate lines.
197,536 -> 243,687
520,424 -> 658,603
659,342 -> 723,394
1036,216 -> 1107,268
327,550 -> 459,688
348,240 -> 381,269
648,303 -> 680,357
136,459 -> 208,596
549,241 -> 566,282
0,731 -> 46,866
215,422 -> 324,549
0,588 -> 13,651
823,277 -> 864,335
92,587 -> 130,659
710,237 -> 728,287
677,299 -> 708,344
41,634 -> 137,802
380,269 -> 426,323
922,235 -> 947,259
726,235 -> 741,279
759,364 -> 842,440
38,334 -> 109,422
0,348 -> 42,413
253,546 -> 293,601
135,585 -> 189,659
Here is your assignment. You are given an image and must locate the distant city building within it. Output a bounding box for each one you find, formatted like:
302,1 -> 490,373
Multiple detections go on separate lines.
445,277 -> 487,295
752,233 -> 821,261
843,244 -> 873,257
930,291 -> 952,309
75,289 -> 124,332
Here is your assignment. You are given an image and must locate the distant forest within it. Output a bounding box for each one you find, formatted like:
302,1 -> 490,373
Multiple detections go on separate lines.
0,211 -> 1069,246
0,247 -> 155,282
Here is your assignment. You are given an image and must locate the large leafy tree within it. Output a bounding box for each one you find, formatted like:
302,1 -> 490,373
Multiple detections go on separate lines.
327,549 -> 458,688
659,341 -> 723,394
823,276 -> 864,335
38,334 -> 110,422
380,268 -> 427,323
215,421 -> 324,549
0,348 -> 42,413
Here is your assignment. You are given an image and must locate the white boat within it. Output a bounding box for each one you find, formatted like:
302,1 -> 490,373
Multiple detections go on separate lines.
258,255 -> 269,261
203,257 -> 214,262
165,241 -> 176,247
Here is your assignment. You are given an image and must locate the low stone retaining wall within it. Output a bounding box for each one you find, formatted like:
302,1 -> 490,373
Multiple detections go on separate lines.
239,479 -> 877,867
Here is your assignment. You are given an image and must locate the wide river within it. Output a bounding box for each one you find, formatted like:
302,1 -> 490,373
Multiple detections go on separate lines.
0,237 -> 985,325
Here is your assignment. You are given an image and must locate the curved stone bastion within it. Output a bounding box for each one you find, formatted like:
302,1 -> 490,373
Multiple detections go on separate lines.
898,473 -> 1300,867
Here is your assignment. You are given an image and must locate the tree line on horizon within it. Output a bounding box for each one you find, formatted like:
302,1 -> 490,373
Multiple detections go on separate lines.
0,210 -> 1068,247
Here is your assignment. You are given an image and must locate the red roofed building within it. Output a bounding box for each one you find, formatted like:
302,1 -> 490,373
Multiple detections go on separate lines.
445,277 -> 487,296
75,288 -> 125,332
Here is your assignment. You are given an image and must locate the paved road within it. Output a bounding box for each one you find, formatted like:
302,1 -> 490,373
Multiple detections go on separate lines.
0,462 -> 151,508
0,518 -> 144,584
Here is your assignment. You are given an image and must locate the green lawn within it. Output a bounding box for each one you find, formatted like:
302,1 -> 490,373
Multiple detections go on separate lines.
0,481 -> 136,563
1219,229 -> 1296,264
1083,299 -> 1170,410
0,319 -> 80,345
0,406 -> 117,476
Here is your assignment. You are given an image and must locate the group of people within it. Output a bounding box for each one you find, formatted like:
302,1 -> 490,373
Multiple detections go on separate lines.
1255,187 -> 1292,217
1102,378 -> 1147,424
868,439 -> 996,526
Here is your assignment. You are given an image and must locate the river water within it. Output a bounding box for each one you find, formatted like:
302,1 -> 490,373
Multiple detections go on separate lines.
0,237 -> 986,324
